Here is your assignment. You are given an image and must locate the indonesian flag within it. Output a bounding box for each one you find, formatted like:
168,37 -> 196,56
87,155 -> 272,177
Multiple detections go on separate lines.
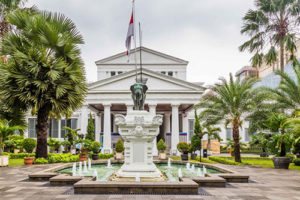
125,11 -> 134,56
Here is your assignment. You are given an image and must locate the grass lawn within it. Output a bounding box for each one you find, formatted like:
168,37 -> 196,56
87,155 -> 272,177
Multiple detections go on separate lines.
169,156 -> 217,164
210,156 -> 300,171
9,159 -> 24,167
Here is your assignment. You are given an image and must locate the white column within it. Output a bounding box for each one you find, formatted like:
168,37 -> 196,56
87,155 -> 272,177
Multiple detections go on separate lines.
80,105 -> 89,135
171,104 -> 180,155
182,114 -> 189,142
164,113 -> 171,133
103,103 -> 112,154
95,113 -> 101,143
149,104 -> 158,156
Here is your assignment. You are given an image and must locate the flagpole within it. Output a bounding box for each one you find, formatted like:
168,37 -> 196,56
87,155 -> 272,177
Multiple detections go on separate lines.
139,22 -> 143,82
132,0 -> 138,82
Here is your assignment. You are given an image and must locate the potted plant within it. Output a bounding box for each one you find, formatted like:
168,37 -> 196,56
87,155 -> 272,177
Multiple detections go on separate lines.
115,139 -> 124,160
77,139 -> 92,161
91,141 -> 100,160
61,140 -> 71,153
189,135 -> 202,160
0,120 -> 23,166
157,139 -> 167,160
250,132 -> 271,157
177,142 -> 189,161
47,138 -> 61,153
23,138 -> 36,165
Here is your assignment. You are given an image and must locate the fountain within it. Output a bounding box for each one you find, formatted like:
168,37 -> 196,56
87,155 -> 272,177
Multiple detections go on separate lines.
203,166 -> 207,175
72,163 -> 76,176
78,162 -> 82,176
93,169 -> 98,180
88,158 -> 92,170
191,164 -> 195,171
178,168 -> 183,179
197,168 -> 201,177
135,173 -> 140,182
167,157 -> 172,168
112,81 -> 165,182
186,163 -> 190,170
107,158 -> 112,168
83,161 -> 88,173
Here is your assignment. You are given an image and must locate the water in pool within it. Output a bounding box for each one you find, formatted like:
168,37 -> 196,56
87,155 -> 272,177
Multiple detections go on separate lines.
58,163 -> 222,182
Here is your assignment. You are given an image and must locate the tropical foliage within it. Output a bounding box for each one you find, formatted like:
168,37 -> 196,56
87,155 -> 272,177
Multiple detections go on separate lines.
203,125 -> 221,150
196,74 -> 261,162
240,0 -> 300,72
0,10 -> 87,158
0,120 -> 23,154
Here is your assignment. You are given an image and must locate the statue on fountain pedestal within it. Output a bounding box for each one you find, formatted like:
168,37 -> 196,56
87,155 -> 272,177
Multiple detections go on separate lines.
130,82 -> 148,110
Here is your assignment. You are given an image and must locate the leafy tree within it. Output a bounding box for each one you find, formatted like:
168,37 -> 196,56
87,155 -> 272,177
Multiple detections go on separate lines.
240,0 -> 300,73
0,10 -> 87,158
225,137 -> 247,153
193,110 -> 204,161
203,125 -> 221,150
196,74 -> 262,162
0,119 -> 23,154
86,113 -> 95,141
189,134 -> 202,154
249,132 -> 272,153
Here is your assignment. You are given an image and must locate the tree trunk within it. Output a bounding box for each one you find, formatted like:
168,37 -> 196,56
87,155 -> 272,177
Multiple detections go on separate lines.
232,118 -> 241,162
280,141 -> 286,157
207,137 -> 211,150
36,105 -> 50,159
280,42 -> 285,73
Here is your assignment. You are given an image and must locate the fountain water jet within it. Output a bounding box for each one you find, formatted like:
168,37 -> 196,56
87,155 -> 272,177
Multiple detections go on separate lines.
191,164 -> 195,171
167,157 -> 172,168
186,163 -> 190,170
178,168 -> 183,179
197,168 -> 201,177
72,163 -> 76,176
83,161 -> 88,173
93,169 -> 98,180
78,162 -> 82,176
203,166 -> 207,175
107,158 -> 112,168
88,158 -> 91,170
135,173 -> 140,182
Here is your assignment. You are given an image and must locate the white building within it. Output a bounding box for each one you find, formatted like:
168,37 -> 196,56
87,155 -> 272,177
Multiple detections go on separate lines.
24,47 -> 252,154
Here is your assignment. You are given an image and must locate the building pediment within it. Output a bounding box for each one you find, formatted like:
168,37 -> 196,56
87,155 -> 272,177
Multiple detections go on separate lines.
95,46 -> 188,65
88,68 -> 205,93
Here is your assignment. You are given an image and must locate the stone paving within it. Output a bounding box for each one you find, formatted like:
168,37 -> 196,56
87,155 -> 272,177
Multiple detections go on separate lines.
1,163 -> 300,200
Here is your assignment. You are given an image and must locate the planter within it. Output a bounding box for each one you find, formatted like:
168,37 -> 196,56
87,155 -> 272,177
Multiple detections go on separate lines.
158,152 -> 167,160
115,152 -> 123,160
24,157 -> 35,165
79,156 -> 87,162
92,154 -> 99,160
190,153 -> 197,160
0,155 -> 9,167
272,157 -> 292,169
260,152 -> 269,157
181,153 -> 188,161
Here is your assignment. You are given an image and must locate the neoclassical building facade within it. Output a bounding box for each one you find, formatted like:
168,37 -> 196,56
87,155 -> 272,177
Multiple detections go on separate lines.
24,47 -> 253,154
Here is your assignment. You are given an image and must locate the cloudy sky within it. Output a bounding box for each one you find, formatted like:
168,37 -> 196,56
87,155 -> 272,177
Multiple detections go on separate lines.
27,0 -> 255,85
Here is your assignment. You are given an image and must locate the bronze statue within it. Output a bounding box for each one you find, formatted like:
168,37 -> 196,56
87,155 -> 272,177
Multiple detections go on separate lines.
130,82 -> 148,110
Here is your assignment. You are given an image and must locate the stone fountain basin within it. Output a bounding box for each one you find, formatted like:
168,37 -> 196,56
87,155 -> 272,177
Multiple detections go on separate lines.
28,159 -> 249,194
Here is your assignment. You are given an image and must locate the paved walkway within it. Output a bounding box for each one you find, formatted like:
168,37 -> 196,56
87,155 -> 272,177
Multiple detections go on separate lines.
0,163 -> 300,200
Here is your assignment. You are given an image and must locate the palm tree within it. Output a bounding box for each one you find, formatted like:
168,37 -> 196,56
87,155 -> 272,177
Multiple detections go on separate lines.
63,126 -> 80,146
197,74 -> 261,162
240,0 -> 300,73
203,125 -> 221,151
0,10 -> 87,158
0,119 -> 23,154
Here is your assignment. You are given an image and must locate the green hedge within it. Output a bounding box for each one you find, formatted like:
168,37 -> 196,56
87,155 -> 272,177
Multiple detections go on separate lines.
48,153 -> 79,163
294,158 -> 300,166
209,156 -> 248,165
8,153 -> 35,159
34,158 -> 48,164
98,153 -> 114,159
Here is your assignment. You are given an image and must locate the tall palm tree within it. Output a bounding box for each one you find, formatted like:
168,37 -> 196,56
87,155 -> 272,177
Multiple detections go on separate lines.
197,74 -> 260,162
240,0 -> 300,72
0,119 -> 23,154
203,125 -> 221,151
0,10 -> 87,158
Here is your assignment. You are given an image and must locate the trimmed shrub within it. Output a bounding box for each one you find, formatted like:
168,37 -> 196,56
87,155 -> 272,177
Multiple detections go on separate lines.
209,156 -> 247,165
98,153 -> 114,159
34,158 -> 48,164
48,153 -> 79,163
47,138 -> 61,151
86,113 -> 95,141
23,138 -> 36,153
177,142 -> 189,154
91,141 -> 101,154
8,153 -> 35,159
157,139 -> 167,152
294,158 -> 300,166
115,139 -> 124,153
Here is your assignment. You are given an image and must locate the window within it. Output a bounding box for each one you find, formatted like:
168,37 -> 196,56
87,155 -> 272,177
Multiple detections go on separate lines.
168,71 -> 173,76
28,118 -> 37,138
118,71 -> 123,75
61,118 -> 78,138
110,71 -> 116,76
245,128 -> 251,142
51,119 -> 59,138
226,128 -> 233,140
188,119 -> 194,140
161,71 -> 166,75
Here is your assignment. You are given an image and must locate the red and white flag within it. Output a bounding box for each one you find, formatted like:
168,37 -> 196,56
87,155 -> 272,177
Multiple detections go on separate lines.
125,11 -> 134,56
